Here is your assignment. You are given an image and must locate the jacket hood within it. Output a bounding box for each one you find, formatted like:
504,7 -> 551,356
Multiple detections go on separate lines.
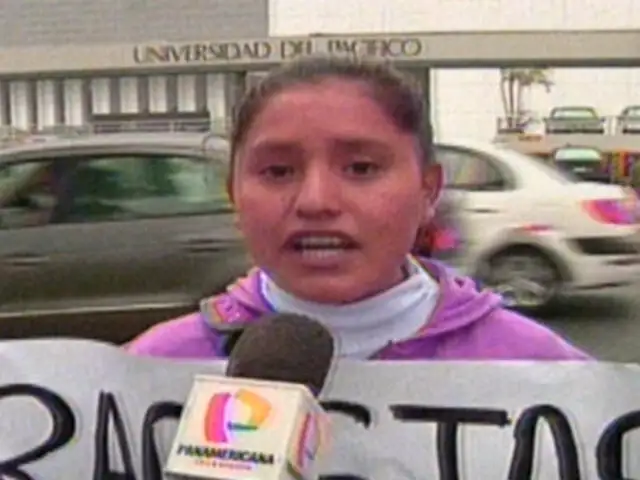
419,260 -> 503,337
202,259 -> 503,340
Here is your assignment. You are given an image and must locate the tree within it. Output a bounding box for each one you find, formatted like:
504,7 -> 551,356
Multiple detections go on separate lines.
499,68 -> 554,130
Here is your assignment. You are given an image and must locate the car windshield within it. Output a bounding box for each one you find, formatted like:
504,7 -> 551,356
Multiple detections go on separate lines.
623,107 -> 640,117
553,147 -> 602,162
552,108 -> 596,118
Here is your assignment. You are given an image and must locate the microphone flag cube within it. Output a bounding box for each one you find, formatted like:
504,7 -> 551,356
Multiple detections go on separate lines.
165,375 -> 328,480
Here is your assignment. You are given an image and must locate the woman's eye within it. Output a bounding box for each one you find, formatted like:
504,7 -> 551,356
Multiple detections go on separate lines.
261,165 -> 295,179
346,161 -> 381,176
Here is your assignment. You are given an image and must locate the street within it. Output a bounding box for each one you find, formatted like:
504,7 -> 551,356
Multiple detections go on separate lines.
542,283 -> 640,363
1,284 -> 637,363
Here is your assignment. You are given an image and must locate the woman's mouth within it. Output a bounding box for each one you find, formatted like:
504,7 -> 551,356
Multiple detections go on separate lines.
286,233 -> 359,265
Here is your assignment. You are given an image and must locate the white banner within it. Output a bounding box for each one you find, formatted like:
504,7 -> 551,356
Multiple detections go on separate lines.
0,339 -> 638,479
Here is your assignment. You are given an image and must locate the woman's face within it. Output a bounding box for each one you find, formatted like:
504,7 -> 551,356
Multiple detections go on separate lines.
232,79 -> 442,303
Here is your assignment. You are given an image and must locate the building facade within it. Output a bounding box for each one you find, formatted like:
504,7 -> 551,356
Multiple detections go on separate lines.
270,0 -> 640,140
1,0 -> 640,141
0,0 -> 268,134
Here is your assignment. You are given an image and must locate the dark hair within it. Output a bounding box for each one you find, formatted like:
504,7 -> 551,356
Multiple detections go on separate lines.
229,55 -> 434,170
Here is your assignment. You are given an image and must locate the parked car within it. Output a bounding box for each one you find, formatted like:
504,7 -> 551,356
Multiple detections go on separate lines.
551,146 -> 611,183
617,105 -> 640,134
0,133 -> 249,342
544,106 -> 606,134
435,140 -> 640,312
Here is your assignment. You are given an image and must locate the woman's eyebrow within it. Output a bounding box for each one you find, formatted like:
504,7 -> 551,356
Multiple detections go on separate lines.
248,140 -> 302,156
246,137 -> 394,159
331,138 -> 394,155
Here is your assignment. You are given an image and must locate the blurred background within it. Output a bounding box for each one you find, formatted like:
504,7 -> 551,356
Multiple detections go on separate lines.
0,0 -> 639,362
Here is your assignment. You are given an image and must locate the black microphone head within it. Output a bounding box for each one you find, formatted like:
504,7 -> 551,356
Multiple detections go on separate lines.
224,313 -> 335,396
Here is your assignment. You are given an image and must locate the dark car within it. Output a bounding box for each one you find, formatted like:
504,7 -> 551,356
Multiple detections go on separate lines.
617,105 -> 640,134
551,146 -> 610,183
544,106 -> 606,134
0,133 -> 249,343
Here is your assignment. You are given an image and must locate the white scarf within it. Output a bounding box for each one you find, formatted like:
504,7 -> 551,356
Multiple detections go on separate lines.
259,257 -> 440,359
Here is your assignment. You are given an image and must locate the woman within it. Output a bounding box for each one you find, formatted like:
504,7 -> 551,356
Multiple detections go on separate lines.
127,56 -> 589,360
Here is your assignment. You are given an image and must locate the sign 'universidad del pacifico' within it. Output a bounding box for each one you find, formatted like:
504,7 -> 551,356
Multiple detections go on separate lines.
132,35 -> 426,68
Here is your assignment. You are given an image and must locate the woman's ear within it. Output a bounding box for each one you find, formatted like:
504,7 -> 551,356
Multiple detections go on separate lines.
422,163 -> 444,217
422,163 -> 444,206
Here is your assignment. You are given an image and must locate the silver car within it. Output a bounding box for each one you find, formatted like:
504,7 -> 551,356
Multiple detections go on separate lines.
617,105 -> 640,134
544,106 -> 606,134
0,133 -> 249,342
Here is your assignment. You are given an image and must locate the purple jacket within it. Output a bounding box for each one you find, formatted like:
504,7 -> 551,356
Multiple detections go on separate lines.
126,260 -> 590,360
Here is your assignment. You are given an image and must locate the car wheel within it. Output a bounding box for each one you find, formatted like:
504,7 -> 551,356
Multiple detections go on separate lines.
479,247 -> 561,312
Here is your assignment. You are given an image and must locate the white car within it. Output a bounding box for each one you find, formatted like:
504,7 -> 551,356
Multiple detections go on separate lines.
434,139 -> 640,311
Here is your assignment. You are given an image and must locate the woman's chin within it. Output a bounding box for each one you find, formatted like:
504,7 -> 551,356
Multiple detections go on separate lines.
283,279 -> 376,305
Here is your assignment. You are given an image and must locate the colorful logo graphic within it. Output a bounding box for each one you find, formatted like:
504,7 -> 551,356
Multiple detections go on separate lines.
295,413 -> 321,471
204,389 -> 272,444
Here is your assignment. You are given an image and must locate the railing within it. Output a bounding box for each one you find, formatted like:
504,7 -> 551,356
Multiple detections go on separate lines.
494,116 -> 532,134
0,117 -> 232,148
495,116 -> 640,136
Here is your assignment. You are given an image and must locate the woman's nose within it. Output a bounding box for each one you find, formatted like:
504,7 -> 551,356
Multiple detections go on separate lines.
294,165 -> 341,219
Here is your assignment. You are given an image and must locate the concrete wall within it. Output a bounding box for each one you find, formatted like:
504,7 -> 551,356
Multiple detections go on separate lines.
0,0 -> 269,46
269,0 -> 640,140
0,0 -> 269,131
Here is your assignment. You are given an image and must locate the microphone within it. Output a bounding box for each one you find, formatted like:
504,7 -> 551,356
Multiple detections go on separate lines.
165,313 -> 335,480
225,313 -> 334,396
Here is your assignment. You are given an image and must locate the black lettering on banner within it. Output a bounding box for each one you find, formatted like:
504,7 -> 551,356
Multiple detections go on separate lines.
507,405 -> 580,480
92,392 -> 137,480
317,400 -> 372,480
1,386 -> 624,480
88,394 -> 371,480
0,384 -> 75,480
390,405 -> 509,480
0,385 -> 372,480
140,401 -> 183,480
596,409 -> 640,480
321,400 -> 373,428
